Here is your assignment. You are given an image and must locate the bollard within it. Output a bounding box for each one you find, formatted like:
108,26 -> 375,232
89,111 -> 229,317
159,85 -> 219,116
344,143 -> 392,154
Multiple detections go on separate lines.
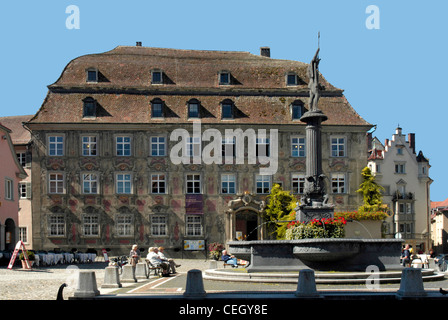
295,269 -> 320,298
135,262 -> 148,279
396,268 -> 427,299
73,271 -> 100,298
102,266 -> 122,288
183,269 -> 206,298
121,264 -> 137,283
208,260 -> 218,269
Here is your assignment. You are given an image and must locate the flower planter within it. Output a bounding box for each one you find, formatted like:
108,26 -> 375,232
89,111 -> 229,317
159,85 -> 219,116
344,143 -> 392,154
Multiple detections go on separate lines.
21,260 -> 34,269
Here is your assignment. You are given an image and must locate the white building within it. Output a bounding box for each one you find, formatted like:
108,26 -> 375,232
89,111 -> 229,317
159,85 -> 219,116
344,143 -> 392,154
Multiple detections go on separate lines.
367,127 -> 432,252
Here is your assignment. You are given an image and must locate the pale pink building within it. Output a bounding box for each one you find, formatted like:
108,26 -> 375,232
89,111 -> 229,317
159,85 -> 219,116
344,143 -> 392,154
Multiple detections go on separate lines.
0,123 -> 27,251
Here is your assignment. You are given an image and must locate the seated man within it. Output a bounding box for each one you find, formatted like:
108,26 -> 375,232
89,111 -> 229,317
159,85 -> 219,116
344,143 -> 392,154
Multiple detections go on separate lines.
146,247 -> 170,276
158,247 -> 181,274
221,250 -> 249,268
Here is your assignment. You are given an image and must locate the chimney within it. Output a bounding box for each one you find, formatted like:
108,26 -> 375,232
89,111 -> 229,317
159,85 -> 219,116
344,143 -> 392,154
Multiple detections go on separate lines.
136,41 -> 142,47
408,133 -> 415,154
260,47 -> 270,58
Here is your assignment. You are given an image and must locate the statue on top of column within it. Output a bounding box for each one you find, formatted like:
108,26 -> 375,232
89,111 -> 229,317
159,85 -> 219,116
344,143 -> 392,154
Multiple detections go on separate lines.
307,47 -> 320,111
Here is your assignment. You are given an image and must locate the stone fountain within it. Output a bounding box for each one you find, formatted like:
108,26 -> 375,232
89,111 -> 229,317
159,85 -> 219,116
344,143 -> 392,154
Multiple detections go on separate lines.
227,48 -> 403,272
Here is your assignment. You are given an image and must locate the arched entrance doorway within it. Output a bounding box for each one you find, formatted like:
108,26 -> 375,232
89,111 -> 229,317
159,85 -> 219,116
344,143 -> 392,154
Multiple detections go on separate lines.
235,210 -> 259,241
226,193 -> 266,242
4,218 -> 16,251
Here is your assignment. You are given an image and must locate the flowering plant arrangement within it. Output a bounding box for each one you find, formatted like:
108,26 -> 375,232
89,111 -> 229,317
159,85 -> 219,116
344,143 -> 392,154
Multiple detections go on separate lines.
285,217 -> 346,240
334,211 -> 388,221
208,242 -> 225,260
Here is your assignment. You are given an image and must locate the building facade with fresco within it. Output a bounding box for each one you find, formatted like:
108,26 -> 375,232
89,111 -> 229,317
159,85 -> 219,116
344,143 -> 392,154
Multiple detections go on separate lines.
25,45 -> 372,257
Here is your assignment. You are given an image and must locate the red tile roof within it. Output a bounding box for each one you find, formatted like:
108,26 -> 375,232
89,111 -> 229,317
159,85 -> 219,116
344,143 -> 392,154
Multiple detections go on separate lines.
431,198 -> 448,209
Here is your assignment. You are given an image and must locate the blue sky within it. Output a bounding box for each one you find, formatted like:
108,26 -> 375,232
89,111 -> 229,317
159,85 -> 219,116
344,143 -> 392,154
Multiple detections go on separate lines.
0,0 -> 446,201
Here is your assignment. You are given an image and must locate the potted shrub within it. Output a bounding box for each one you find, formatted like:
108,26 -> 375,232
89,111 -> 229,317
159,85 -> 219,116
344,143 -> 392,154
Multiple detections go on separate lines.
19,250 -> 35,269
208,243 -> 224,260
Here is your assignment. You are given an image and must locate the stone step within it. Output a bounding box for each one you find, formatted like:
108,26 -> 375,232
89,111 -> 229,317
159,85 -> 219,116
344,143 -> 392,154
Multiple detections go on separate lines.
203,268 -> 446,284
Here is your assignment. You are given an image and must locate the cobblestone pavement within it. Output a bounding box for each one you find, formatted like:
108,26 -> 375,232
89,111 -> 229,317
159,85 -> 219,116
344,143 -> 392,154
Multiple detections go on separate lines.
0,259 -> 211,300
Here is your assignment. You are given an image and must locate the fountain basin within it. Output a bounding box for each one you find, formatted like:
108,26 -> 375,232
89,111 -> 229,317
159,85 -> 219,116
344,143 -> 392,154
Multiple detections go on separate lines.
293,240 -> 360,262
228,239 -> 404,272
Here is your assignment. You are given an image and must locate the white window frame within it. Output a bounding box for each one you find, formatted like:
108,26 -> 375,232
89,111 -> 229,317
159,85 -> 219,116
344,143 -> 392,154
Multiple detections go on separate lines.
17,152 -> 26,167
115,135 -> 132,156
292,173 -> 305,194
48,214 -> 65,237
186,173 -> 201,194
116,173 -> 133,194
151,173 -> 167,194
331,136 -> 346,157
81,135 -> 98,156
331,173 -> 346,194
151,70 -> 163,84
256,174 -> 271,194
186,215 -> 203,236
116,214 -> 133,237
151,215 -> 167,236
19,182 -> 31,199
219,71 -> 230,85
86,68 -> 98,83
221,173 -> 236,194
286,72 -> 298,86
48,172 -> 65,194
82,214 -> 100,237
48,135 -> 64,156
19,227 -> 28,243
291,136 -> 306,157
82,173 -> 99,194
150,136 -> 166,156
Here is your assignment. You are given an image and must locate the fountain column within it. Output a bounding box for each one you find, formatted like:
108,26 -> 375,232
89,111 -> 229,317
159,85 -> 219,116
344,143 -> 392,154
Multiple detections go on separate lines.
295,47 -> 334,222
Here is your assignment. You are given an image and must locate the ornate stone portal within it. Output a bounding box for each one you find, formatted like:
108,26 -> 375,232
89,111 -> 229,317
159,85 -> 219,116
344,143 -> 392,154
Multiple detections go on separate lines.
227,192 -> 266,241
295,48 -> 334,223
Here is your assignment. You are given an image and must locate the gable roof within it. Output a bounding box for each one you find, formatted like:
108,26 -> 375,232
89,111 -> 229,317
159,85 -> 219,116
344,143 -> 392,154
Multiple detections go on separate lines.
0,115 -> 33,145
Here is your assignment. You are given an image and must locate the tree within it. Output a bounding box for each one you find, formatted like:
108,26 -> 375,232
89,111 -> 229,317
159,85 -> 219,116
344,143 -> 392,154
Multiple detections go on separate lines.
264,184 -> 298,239
356,167 -> 386,213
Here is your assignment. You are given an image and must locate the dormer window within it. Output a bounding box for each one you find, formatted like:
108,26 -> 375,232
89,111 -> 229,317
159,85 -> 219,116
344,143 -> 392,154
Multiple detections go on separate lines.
86,68 -> 98,83
151,70 -> 163,84
221,99 -> 234,119
286,72 -> 298,86
188,99 -> 200,118
151,99 -> 164,118
83,97 -> 96,118
219,71 -> 230,85
291,101 -> 305,120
